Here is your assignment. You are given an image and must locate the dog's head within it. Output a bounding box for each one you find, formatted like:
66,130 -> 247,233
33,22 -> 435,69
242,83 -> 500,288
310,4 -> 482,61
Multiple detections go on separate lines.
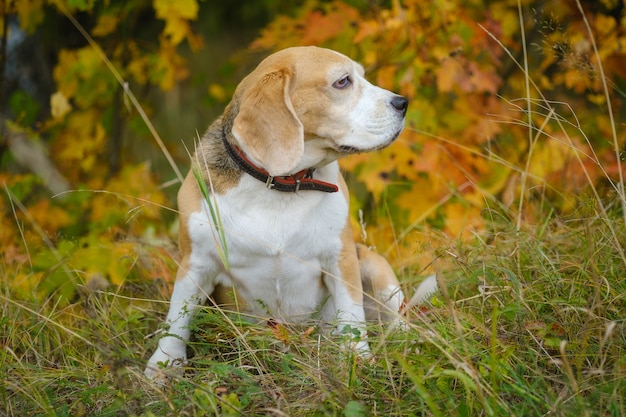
230,46 -> 408,177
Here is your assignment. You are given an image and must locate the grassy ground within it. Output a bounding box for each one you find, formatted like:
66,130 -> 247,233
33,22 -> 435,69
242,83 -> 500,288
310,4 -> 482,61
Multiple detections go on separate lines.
2,201 -> 625,416
2,3 -> 625,415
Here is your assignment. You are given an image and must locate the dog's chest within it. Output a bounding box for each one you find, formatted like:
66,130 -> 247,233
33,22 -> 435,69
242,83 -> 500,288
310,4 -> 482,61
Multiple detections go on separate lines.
186,176 -> 348,321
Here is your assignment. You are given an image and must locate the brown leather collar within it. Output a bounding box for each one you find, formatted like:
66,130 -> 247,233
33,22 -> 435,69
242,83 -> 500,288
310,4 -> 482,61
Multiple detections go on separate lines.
222,130 -> 339,193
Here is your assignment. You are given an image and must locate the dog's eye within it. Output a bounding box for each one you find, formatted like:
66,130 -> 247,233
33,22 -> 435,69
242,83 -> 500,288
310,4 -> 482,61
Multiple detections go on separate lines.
332,75 -> 352,89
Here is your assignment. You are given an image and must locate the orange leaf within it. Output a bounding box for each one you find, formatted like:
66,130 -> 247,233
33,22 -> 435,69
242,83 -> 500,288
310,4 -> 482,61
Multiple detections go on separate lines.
301,3 -> 359,45
269,320 -> 291,345
443,203 -> 484,239
353,19 -> 380,44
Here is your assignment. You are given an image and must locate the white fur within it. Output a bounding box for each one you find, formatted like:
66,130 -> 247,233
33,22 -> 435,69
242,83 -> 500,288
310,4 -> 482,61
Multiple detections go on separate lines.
145,164 -> 367,376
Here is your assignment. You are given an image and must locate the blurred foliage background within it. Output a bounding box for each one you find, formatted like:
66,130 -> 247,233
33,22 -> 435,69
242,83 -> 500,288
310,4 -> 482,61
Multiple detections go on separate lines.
1,0 -> 625,304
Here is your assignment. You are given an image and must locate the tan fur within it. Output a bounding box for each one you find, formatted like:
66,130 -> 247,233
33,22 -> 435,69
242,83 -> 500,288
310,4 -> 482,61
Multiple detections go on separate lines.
174,174 -> 201,281
232,69 -> 303,176
339,221 -> 363,303
356,243 -> 404,324
335,175 -> 362,302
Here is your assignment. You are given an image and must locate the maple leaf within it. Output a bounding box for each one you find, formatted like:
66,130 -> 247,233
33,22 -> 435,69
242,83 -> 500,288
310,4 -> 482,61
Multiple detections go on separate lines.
162,18 -> 192,46
53,49 -> 79,99
527,137 -> 572,181
354,152 -> 395,199
153,0 -> 197,20
409,141 -> 442,174
376,65 -> 398,91
443,202 -> 484,239
593,13 -> 616,38
52,110 -> 107,180
301,3 -> 359,45
22,199 -> 72,237
353,19 -> 380,44
103,162 -> 168,222
476,163 -> 512,198
153,0 -> 200,47
154,43 -> 190,90
390,141 -> 426,183
487,3 -> 519,39
126,52 -> 151,85
269,320 -> 291,345
395,178 -> 445,223
436,58 -> 501,94
250,15 -> 302,51
92,13 -> 119,37
436,58 -> 463,93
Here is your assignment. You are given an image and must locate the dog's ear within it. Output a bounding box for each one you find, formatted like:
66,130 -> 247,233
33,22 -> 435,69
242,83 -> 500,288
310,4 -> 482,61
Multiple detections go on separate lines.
232,68 -> 303,177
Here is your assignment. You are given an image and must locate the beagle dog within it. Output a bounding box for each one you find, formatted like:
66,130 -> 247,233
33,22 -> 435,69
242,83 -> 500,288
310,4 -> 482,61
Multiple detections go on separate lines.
145,46 -> 409,379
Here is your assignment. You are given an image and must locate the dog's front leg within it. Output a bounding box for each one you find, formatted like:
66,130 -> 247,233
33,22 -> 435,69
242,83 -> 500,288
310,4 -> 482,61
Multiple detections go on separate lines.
323,229 -> 370,355
145,263 -> 213,380
323,272 -> 370,355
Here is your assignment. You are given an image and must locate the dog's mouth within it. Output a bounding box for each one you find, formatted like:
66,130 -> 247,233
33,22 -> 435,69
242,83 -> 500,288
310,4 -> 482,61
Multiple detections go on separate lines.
335,129 -> 402,155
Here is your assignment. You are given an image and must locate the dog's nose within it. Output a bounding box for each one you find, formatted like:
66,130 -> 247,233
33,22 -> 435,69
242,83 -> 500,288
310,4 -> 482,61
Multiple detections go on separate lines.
390,95 -> 408,116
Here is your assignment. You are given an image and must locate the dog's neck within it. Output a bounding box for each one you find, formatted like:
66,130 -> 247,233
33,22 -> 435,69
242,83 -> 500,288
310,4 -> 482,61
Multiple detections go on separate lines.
221,128 -> 338,193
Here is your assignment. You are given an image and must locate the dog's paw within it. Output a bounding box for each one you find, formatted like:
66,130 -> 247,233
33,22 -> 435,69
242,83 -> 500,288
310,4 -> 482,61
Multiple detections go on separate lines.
144,346 -> 187,383
144,358 -> 187,385
337,325 -> 371,358
352,339 -> 371,358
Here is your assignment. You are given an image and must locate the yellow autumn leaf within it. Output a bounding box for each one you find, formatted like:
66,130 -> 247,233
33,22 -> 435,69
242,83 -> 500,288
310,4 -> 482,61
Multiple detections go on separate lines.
92,13 -> 119,37
376,66 -> 397,91
354,151 -> 396,199
527,138 -> 570,180
391,141 -> 425,183
155,45 -> 189,90
153,0 -> 199,46
489,3 -> 519,39
353,19 -> 379,44
27,199 -> 72,234
593,13 -> 616,37
443,203 -> 484,239
587,93 -> 606,105
76,47 -> 103,78
563,69 -> 586,92
153,0 -> 198,20
53,49 -> 78,98
162,18 -> 191,46
362,50 -> 377,67
357,168 -> 387,198
395,178 -> 443,223
53,110 -> 107,177
50,91 -> 72,120
476,163 -> 511,199
109,242 -> 137,285
15,0 -> 44,33
127,54 -> 150,85
436,58 -> 461,93
208,83 -> 227,102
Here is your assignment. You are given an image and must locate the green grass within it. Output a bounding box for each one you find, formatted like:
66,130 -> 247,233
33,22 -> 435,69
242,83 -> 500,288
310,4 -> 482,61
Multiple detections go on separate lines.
2,204 -> 625,416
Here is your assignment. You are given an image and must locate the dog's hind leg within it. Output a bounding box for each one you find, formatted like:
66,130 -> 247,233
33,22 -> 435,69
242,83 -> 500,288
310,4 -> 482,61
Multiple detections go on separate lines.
356,243 -> 406,326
